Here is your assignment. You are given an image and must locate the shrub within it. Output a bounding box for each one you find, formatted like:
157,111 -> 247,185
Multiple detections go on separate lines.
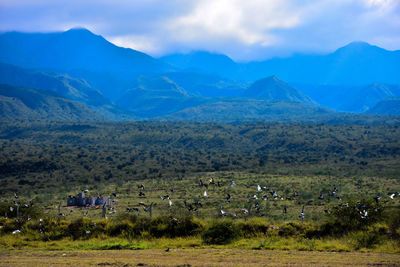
351,231 -> 383,250
0,219 -> 20,234
237,218 -> 270,237
0,202 -> 42,222
149,215 -> 203,238
107,220 -> 135,238
24,217 -> 69,241
386,208 -> 400,239
320,199 -> 384,236
278,222 -> 316,238
67,217 -> 104,240
202,220 -> 239,245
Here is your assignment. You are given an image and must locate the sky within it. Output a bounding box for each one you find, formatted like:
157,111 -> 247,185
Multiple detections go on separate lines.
0,0 -> 399,61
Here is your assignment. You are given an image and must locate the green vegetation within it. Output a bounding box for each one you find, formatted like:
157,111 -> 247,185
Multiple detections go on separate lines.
1,121 -> 400,196
0,121 -> 399,253
1,210 -> 400,252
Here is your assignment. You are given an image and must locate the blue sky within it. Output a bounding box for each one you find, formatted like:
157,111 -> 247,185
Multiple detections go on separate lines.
0,0 -> 399,61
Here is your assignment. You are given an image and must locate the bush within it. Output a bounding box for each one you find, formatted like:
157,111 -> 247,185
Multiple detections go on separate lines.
320,199 -> 384,236
24,217 -> 69,241
386,208 -> 400,239
0,218 -> 20,234
237,218 -> 270,237
67,217 -> 106,240
0,202 -> 42,222
351,231 -> 383,249
278,222 -> 316,238
107,220 -> 134,237
202,220 -> 239,245
149,215 -> 203,238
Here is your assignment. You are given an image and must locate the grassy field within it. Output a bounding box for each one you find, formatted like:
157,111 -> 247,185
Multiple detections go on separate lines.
1,122 -> 400,266
1,249 -> 400,266
20,171 -> 400,222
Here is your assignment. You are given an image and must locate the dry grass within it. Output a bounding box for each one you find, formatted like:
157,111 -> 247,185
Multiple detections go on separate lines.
0,249 -> 399,267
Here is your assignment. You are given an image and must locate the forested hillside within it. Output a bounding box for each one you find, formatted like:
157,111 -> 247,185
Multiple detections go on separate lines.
1,121 -> 399,196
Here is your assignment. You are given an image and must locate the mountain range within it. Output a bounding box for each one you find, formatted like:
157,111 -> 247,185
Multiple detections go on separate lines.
0,28 -> 399,122
0,84 -> 102,121
162,42 -> 400,85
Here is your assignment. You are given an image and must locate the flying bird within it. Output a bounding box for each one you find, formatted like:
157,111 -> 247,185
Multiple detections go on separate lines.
257,185 -> 262,192
299,205 -> 305,221
220,206 -> 226,216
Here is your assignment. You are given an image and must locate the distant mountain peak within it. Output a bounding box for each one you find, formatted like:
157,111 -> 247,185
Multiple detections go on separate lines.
62,27 -> 104,41
345,41 -> 371,47
242,76 -> 316,105
264,75 -> 280,81
65,27 -> 92,32
334,41 -> 385,55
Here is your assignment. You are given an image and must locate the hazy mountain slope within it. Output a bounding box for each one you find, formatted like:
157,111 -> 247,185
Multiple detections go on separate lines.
0,84 -> 103,121
339,83 -> 400,112
366,98 -> 400,115
0,28 -> 172,100
242,76 -> 316,105
164,72 -> 246,97
0,62 -> 138,120
161,42 -> 400,85
0,62 -> 109,106
161,99 -> 331,122
0,28 -> 167,74
161,51 -> 239,78
247,42 -> 400,84
117,75 -> 207,117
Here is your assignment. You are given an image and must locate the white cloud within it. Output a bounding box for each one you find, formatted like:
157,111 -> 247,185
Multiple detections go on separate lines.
168,0 -> 301,46
0,0 -> 399,60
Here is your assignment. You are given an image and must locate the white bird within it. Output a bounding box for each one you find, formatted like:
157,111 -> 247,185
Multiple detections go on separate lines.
85,230 -> 91,234
240,209 -> 248,214
361,210 -> 368,218
257,185 -> 262,192
389,193 -> 395,199
204,191 -> 208,198
220,206 -> 226,216
169,200 -> 172,207
84,189 -> 89,193
253,195 -> 258,200
12,230 -> 21,234
299,206 -> 305,221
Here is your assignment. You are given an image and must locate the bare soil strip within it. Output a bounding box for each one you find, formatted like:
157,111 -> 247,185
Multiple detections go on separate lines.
1,249 -> 399,267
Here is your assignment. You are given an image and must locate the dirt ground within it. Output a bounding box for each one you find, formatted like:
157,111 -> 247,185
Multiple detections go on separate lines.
0,249 -> 399,267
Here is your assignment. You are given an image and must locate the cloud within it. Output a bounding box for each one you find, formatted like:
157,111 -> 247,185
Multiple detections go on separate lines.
0,0 -> 399,61
167,0 -> 301,46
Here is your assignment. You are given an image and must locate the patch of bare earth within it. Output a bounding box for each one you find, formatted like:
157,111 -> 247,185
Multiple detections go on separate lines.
0,249 -> 399,267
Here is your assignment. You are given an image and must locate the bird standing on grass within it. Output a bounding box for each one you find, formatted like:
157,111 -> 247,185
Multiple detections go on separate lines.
299,205 -> 305,222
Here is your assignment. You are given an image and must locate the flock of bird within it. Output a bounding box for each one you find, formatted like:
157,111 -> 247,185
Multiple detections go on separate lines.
122,177 -> 399,222
3,177 -> 400,235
